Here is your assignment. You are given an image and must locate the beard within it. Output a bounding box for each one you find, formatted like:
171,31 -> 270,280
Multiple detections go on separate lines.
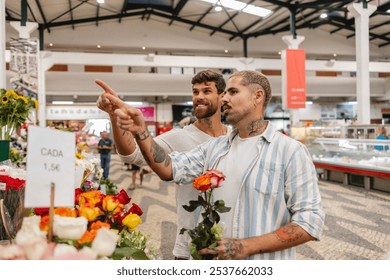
194,103 -> 218,119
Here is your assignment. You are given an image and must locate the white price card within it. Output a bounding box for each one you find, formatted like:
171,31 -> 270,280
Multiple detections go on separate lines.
25,126 -> 76,207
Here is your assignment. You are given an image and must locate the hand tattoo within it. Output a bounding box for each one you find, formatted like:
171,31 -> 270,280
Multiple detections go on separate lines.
222,240 -> 244,259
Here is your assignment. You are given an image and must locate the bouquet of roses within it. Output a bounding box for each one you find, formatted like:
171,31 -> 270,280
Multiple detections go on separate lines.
180,170 -> 230,260
0,187 -> 155,260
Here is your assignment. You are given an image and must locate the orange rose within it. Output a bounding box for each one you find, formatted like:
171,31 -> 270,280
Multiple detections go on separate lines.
78,230 -> 96,244
193,170 -> 225,191
78,203 -> 103,222
54,207 -> 77,217
78,190 -> 103,206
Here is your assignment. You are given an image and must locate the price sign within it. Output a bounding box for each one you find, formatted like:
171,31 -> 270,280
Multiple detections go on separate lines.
25,126 -> 76,207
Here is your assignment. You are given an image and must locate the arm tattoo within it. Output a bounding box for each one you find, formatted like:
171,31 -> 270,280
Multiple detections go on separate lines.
247,118 -> 267,136
151,141 -> 171,166
121,129 -> 133,146
274,224 -> 303,243
135,130 -> 150,141
222,240 -> 244,259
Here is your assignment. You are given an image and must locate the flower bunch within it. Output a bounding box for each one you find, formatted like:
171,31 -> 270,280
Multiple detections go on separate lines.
180,170 -> 231,260
24,187 -> 149,260
0,89 -> 38,140
0,174 -> 26,240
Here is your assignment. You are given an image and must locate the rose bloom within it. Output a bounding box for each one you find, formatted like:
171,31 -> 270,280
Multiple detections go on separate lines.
116,189 -> 131,204
91,227 -> 119,257
78,190 -> 103,206
122,213 -> 142,231
15,216 -> 47,246
128,203 -> 143,216
54,207 -> 77,217
78,203 -> 104,222
102,195 -> 124,215
53,215 -> 88,240
193,169 -> 225,191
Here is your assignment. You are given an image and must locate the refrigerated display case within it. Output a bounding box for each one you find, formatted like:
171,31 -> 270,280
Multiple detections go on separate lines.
308,138 -> 390,193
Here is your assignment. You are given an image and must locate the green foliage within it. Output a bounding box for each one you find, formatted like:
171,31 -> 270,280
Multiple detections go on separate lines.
181,189 -> 231,260
100,178 -> 118,195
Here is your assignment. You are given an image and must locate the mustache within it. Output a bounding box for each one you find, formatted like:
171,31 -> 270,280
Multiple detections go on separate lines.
222,104 -> 231,110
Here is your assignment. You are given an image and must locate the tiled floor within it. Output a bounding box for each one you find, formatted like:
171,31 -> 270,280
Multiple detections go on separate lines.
108,154 -> 390,260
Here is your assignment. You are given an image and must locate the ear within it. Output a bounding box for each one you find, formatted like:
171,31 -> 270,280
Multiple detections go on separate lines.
254,88 -> 264,106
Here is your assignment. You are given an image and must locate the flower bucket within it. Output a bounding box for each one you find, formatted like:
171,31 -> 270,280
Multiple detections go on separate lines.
0,140 -> 10,162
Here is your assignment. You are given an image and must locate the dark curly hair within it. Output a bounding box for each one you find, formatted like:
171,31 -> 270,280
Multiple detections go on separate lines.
191,70 -> 226,95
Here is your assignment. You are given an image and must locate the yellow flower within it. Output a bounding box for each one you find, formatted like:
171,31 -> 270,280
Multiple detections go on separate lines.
1,88 -> 37,140
1,95 -> 8,104
33,99 -> 39,109
122,213 -> 142,231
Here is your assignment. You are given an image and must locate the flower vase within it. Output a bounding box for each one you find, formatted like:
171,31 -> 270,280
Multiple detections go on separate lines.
0,140 -> 10,162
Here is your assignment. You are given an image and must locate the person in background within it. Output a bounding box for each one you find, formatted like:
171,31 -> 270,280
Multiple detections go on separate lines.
106,70 -> 325,260
96,70 -> 229,260
374,126 -> 389,151
97,131 -> 113,179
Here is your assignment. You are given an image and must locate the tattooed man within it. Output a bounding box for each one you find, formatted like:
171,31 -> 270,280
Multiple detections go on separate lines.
103,70 -> 325,260
96,70 -> 229,260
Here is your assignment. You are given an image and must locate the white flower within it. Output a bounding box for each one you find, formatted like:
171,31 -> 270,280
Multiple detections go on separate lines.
15,216 -> 47,246
91,227 -> 119,257
53,243 -> 78,257
53,215 -> 88,240
79,246 -> 98,259
22,238 -> 49,260
0,244 -> 26,260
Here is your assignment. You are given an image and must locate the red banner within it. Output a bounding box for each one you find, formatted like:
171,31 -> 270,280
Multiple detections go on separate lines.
286,49 -> 306,108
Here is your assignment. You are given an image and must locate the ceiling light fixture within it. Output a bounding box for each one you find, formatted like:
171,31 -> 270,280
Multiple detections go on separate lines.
320,13 -> 327,19
200,0 -> 271,17
97,44 -> 101,48
97,0 -> 104,4
214,6 -> 223,12
49,43 -> 53,47
142,46 -> 146,50
224,49 -> 229,53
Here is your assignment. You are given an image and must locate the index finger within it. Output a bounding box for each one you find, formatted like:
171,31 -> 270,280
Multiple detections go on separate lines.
95,79 -> 118,97
105,93 -> 126,108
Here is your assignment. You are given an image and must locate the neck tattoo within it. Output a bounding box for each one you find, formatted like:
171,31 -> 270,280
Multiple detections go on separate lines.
247,119 -> 267,136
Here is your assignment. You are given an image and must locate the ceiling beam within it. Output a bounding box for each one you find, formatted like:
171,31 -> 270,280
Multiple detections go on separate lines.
35,0 -> 50,32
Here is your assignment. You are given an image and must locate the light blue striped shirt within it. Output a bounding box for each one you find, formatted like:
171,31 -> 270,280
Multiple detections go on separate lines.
171,122 -> 325,260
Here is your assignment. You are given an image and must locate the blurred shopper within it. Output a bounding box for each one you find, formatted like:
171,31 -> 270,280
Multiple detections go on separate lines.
96,70 -> 229,260
106,70 -> 325,260
374,126 -> 389,151
97,131 -> 113,179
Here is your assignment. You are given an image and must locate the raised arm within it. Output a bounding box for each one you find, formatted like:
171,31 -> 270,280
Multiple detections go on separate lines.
104,93 -> 173,181
95,79 -> 136,156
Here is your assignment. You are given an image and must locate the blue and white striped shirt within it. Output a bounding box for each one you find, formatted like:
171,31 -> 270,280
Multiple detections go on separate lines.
171,122 -> 325,260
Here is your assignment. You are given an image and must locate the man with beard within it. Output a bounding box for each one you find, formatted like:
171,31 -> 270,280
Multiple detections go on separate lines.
105,70 -> 325,260
95,70 -> 229,260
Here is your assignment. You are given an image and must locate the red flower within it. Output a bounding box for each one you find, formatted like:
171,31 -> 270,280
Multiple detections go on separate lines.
115,189 -> 131,205
128,203 -> 143,216
34,208 -> 49,216
0,175 -> 25,190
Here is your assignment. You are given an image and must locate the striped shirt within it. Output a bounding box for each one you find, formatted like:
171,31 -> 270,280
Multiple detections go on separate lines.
171,121 -> 325,260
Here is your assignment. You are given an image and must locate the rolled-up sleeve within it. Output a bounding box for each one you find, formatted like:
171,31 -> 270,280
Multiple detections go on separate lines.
285,144 -> 325,240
